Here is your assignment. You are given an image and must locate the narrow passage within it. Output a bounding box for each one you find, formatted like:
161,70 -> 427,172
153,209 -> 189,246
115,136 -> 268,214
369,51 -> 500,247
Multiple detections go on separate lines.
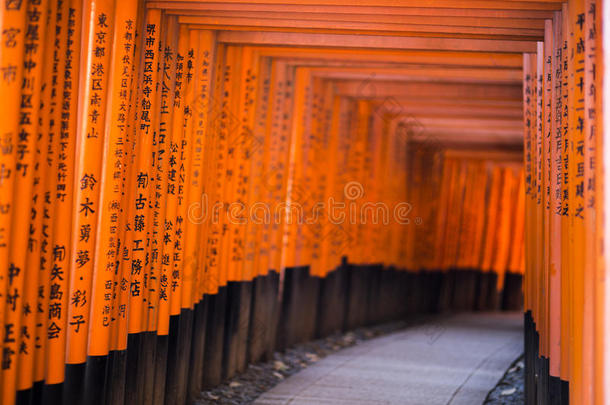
255,313 -> 522,405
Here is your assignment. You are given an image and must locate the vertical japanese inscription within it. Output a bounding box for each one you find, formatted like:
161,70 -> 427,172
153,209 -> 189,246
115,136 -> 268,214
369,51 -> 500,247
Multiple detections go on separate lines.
180,30 -> 197,302
34,0 -> 64,384
573,8 -> 586,223
155,16 -> 177,335
66,0 -> 115,364
89,4 -> 136,356
46,0 -> 83,385
16,0 -> 49,391
110,6 -> 139,351
168,25 -> 187,312
127,9 -> 160,335
0,0 -> 27,389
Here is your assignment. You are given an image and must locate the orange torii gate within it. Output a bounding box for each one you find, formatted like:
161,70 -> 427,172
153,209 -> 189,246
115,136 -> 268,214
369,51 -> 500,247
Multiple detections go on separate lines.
0,1 -> 607,405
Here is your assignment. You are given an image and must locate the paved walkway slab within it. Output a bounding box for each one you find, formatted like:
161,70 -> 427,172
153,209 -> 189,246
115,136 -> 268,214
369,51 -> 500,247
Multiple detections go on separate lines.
254,312 -> 523,405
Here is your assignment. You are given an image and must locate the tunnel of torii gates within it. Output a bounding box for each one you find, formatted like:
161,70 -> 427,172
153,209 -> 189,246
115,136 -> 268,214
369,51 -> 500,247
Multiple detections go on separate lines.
0,0 -> 608,404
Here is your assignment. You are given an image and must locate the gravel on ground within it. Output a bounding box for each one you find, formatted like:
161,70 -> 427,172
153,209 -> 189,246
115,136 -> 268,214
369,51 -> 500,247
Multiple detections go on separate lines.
484,354 -> 525,404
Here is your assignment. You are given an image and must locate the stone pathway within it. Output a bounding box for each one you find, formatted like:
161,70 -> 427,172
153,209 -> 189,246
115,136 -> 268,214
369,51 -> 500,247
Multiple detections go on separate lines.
254,312 -> 523,405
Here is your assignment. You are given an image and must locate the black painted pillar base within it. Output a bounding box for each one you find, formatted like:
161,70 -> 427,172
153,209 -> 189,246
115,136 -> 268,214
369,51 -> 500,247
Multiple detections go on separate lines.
383,266 -> 398,319
264,271 -> 280,360
106,349 -> 127,405
502,272 -> 523,311
124,333 -> 142,404
64,362 -> 86,405
202,286 -> 227,389
549,375 -> 563,405
404,270 -> 418,316
451,269 -> 477,311
437,270 -> 454,312
276,266 -> 320,350
415,270 -> 428,314
84,355 -> 109,405
235,282 -> 253,374
248,274 -> 271,363
31,381 -> 43,405
376,267 -> 391,322
524,311 -> 569,405
427,270 -> 444,313
366,265 -> 382,325
152,334 -> 169,405
222,281 -> 252,380
16,388 -> 33,405
525,311 -> 535,404
475,272 -> 490,311
344,265 -> 368,330
40,383 -> 62,405
165,309 -> 194,405
316,264 -> 347,338
187,298 -> 208,402
140,331 -> 158,404
561,379 -> 570,405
